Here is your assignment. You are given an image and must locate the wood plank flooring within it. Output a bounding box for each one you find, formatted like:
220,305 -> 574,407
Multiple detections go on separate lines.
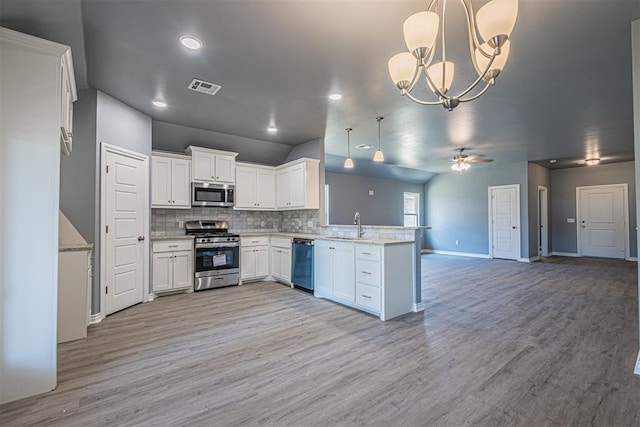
1,254 -> 639,426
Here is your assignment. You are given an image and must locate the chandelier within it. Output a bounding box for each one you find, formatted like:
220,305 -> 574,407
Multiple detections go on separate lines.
451,158 -> 471,172
388,0 -> 518,111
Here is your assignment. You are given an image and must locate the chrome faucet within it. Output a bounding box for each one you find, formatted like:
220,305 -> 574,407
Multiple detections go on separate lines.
354,211 -> 364,239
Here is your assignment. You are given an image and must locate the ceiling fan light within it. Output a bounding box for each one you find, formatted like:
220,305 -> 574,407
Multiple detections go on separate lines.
403,11 -> 439,56
373,150 -> 385,162
426,61 -> 455,94
344,157 -> 354,168
461,161 -> 471,170
476,0 -> 518,43
388,52 -> 417,88
475,40 -> 510,76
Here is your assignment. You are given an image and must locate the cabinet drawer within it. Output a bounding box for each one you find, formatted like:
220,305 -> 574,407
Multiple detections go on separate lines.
356,259 -> 381,287
356,245 -> 382,262
271,236 -> 291,248
356,283 -> 381,312
153,240 -> 193,253
241,236 -> 270,247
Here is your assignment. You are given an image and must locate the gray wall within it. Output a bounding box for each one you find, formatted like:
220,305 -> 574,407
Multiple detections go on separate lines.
424,162 -> 530,258
285,138 -> 320,162
60,88 -> 97,243
550,161 -> 637,257
632,19 -> 640,359
527,163 -> 551,257
325,172 -> 424,226
91,91 -> 152,313
152,120 -> 292,166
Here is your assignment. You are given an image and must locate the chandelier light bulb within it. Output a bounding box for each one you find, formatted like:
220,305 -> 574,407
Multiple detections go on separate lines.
475,40 -> 511,79
403,11 -> 440,56
476,0 -> 519,44
388,52 -> 417,89
427,61 -> 455,94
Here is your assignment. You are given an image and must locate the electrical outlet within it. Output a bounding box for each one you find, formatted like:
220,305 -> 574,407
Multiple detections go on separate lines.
567,218 -> 576,223
455,240 -> 459,245
261,220 -> 266,227
307,220 -> 314,227
369,190 -> 374,196
178,221 -> 184,228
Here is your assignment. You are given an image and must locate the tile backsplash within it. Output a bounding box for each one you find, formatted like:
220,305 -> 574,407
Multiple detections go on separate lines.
152,208 -> 320,236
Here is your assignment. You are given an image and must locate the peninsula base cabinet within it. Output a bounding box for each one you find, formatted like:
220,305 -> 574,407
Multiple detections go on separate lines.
314,240 -> 415,321
152,240 -> 193,294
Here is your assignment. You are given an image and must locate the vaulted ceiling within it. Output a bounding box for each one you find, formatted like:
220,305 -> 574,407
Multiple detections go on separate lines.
2,0 -> 639,179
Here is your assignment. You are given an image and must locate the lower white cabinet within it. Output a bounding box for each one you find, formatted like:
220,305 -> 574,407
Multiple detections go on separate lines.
314,240 -> 415,321
57,248 -> 91,343
152,240 -> 193,293
240,236 -> 270,282
270,236 -> 292,285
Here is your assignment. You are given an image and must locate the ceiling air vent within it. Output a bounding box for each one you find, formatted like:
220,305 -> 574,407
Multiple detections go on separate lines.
355,143 -> 374,150
188,78 -> 222,96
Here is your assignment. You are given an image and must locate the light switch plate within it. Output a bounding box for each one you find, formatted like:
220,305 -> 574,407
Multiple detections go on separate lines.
369,190 -> 374,196
178,221 -> 184,228
567,218 -> 575,223
307,220 -> 313,227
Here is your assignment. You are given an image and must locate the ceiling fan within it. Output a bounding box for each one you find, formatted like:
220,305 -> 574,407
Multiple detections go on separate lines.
450,148 -> 494,172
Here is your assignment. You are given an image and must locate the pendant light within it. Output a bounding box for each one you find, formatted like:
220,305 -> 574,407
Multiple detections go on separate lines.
373,117 -> 384,162
344,128 -> 354,168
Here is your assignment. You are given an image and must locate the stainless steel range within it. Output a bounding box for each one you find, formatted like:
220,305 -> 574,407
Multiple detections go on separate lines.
185,220 -> 240,291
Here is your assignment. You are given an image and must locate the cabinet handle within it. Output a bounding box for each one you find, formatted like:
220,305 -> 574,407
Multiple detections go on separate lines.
361,271 -> 372,275
168,245 -> 179,248
361,294 -> 372,299
67,132 -> 73,138
361,252 -> 372,255
252,240 -> 259,243
172,200 -> 175,203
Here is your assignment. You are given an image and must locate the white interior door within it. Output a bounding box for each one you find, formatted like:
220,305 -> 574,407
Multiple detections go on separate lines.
490,185 -> 520,260
578,185 -> 627,259
105,150 -> 146,315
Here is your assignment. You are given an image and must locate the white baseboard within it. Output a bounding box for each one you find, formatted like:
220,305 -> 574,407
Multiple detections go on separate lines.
89,312 -> 105,324
412,302 -> 425,313
627,257 -> 638,262
550,252 -> 580,257
518,256 -> 541,263
421,249 -> 490,259
635,351 -> 640,376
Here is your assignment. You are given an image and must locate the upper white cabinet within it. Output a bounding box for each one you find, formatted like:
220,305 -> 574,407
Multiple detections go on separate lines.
151,152 -> 191,209
59,61 -> 76,155
276,158 -> 320,210
186,146 -> 238,184
235,163 -> 276,210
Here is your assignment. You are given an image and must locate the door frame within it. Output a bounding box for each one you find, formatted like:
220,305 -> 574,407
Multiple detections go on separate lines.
488,184 -> 521,260
538,186 -> 549,257
575,183 -> 629,260
99,142 -> 150,317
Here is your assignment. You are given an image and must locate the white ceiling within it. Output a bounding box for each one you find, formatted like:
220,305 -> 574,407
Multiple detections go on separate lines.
2,0 -> 639,179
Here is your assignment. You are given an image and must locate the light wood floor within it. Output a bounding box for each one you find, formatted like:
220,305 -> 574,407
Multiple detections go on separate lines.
1,255 -> 639,426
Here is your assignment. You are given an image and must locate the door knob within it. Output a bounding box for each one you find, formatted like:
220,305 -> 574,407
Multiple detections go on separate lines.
512,226 -> 517,229
138,236 -> 145,241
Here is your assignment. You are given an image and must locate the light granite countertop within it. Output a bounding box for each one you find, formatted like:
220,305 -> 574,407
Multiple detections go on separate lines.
59,243 -> 93,252
151,235 -> 195,241
237,232 -> 413,245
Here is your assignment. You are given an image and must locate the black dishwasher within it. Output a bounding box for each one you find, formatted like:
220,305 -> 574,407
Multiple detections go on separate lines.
291,238 -> 314,292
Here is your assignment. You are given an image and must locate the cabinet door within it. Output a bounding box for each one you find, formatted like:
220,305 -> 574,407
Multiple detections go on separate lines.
241,247 -> 257,280
333,243 -> 355,302
276,170 -> 290,208
235,167 -> 256,208
256,246 -> 270,277
152,156 -> 172,207
215,155 -> 235,183
280,248 -> 291,283
256,169 -> 276,209
193,152 -> 215,182
152,252 -> 173,292
289,164 -> 306,207
171,159 -> 191,207
271,247 -> 281,279
314,242 -> 333,295
172,251 -> 193,289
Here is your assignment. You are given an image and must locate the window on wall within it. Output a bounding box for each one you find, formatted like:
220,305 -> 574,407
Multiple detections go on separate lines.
404,192 -> 420,227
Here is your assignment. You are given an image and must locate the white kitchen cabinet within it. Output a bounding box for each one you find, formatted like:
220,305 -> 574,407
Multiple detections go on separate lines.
314,240 -> 355,304
276,158 -> 320,209
314,240 -> 415,321
270,236 -> 292,285
59,61 -> 75,155
240,236 -> 270,282
152,152 -> 191,208
57,247 -> 91,343
152,240 -> 193,293
235,163 -> 276,210
186,146 -> 238,184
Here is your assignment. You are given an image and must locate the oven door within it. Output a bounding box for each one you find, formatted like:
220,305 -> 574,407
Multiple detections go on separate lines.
192,183 -> 234,207
195,243 -> 240,277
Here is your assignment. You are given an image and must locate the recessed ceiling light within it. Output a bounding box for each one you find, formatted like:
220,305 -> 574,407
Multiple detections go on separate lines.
549,159 -> 557,164
328,93 -> 343,101
585,158 -> 600,166
180,35 -> 202,50
152,100 -> 167,108
355,143 -> 374,150
267,126 -> 278,133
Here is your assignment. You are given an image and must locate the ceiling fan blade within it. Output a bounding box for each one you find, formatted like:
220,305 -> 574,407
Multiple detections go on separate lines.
469,158 -> 494,163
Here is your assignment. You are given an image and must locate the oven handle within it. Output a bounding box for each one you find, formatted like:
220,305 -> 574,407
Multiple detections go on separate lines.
195,243 -> 240,249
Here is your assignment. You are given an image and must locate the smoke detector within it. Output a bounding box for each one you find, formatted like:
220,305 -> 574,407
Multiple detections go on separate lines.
188,78 -> 222,96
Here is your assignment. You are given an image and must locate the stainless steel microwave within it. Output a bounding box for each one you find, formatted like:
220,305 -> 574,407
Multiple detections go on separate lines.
192,183 -> 234,207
